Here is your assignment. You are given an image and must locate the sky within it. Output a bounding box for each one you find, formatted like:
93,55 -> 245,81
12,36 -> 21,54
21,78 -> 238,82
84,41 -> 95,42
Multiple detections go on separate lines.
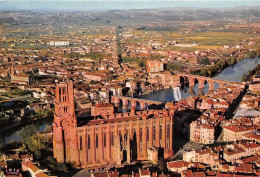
1,0 -> 260,1
0,0 -> 259,11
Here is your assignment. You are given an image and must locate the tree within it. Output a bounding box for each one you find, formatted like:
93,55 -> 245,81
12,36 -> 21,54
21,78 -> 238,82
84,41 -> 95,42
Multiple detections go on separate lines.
227,57 -> 236,65
19,124 -> 37,143
35,108 -> 53,118
198,57 -> 210,65
90,80 -> 100,84
122,57 -> 146,67
241,73 -> 248,82
166,62 -> 180,71
19,124 -> 70,172
158,157 -> 166,171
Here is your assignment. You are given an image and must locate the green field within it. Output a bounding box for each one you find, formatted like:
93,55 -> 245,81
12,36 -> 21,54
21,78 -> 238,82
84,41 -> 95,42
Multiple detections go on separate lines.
129,30 -> 259,51
179,32 -> 256,45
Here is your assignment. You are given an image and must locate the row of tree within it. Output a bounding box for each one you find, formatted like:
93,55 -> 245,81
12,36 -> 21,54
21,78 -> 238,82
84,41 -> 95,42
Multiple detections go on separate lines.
165,62 -> 181,71
0,88 -> 31,98
34,108 -> 53,119
63,52 -> 105,60
241,64 -> 260,82
116,26 -> 123,64
193,54 -> 246,77
136,26 -> 176,31
123,56 -> 147,67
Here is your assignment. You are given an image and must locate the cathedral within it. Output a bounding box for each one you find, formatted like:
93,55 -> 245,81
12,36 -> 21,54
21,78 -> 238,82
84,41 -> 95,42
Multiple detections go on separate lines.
53,81 -> 175,167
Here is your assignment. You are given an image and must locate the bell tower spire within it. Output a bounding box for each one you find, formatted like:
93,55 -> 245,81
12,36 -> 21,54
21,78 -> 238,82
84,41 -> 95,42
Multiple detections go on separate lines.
53,80 -> 79,165
54,80 -> 76,125
11,62 -> 15,75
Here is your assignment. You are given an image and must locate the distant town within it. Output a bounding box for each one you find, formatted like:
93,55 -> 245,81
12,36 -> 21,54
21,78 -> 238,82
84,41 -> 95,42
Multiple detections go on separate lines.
0,3 -> 259,177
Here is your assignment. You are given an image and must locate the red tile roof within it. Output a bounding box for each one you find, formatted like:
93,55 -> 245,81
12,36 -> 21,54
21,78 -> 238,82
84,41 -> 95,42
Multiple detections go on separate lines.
95,103 -> 114,107
167,161 -> 187,168
22,161 -> 39,173
224,125 -> 255,133
35,171 -> 49,177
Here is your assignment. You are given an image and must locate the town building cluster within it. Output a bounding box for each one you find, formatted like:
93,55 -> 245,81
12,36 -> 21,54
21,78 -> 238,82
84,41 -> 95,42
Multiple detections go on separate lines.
166,84 -> 260,177
0,13 -> 259,177
168,141 -> 260,176
190,83 -> 246,144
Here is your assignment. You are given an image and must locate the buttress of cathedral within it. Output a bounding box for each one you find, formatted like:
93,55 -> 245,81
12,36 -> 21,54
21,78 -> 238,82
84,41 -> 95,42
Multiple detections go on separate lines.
53,81 -> 175,168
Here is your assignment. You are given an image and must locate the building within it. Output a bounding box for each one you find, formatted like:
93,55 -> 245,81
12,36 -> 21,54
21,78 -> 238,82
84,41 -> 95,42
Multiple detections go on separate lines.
190,120 -> 215,144
167,161 -> 188,173
53,81 -> 174,167
22,161 -> 49,177
174,43 -> 198,48
91,103 -> 114,116
148,71 -> 172,88
83,72 -> 108,82
223,125 -> 256,142
110,86 -> 122,96
146,60 -> 164,73
249,76 -> 260,92
11,74 -> 31,85
223,142 -> 260,163
49,41 -> 69,46
10,63 -> 31,85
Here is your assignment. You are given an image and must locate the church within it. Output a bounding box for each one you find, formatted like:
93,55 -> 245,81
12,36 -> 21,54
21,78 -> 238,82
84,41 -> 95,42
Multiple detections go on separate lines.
53,81 -> 175,167
10,62 -> 31,85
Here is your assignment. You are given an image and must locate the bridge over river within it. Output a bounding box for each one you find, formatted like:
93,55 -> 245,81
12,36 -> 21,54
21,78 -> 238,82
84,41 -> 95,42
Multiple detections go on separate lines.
111,95 -> 163,110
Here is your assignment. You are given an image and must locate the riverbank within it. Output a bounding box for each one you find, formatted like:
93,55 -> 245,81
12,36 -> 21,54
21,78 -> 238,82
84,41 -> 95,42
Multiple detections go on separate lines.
0,116 -> 53,136
0,108 -> 53,134
0,122 -> 21,134
192,49 -> 259,77
0,116 -> 53,135
214,57 -> 260,82
241,63 -> 260,82
140,85 -> 166,97
0,117 -> 53,146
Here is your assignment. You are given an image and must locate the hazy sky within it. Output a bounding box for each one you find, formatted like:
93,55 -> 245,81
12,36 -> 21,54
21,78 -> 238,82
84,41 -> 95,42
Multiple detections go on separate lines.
1,0 -> 259,11
1,0 -> 259,2
0,0 -> 260,2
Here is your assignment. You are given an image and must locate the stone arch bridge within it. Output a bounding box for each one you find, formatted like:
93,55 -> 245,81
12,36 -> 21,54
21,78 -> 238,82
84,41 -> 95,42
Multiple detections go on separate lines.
111,96 -> 163,110
173,73 -> 242,91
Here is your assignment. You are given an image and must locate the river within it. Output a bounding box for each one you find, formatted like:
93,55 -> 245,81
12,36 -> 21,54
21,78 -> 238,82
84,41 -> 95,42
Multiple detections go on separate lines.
141,57 -> 260,102
1,57 -> 259,146
0,118 -> 53,147
214,57 -> 260,82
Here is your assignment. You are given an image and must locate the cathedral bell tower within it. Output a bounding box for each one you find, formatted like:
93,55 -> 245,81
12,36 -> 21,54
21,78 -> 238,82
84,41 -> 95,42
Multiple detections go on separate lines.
11,62 -> 15,76
53,80 -> 80,166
